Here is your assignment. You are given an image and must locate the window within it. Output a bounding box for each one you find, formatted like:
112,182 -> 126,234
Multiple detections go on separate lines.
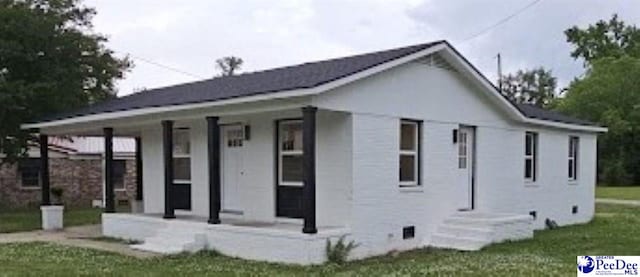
524,132 -> 538,181
113,160 -> 126,190
400,120 -> 420,186
458,130 -> 468,169
18,158 -> 40,188
279,120 -> 303,185
226,128 -> 244,147
568,136 -> 579,181
173,128 -> 191,184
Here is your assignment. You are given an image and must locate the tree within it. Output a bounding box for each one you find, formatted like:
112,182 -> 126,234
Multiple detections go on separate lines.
500,67 -> 557,107
215,56 -> 243,76
555,56 -> 640,185
565,14 -> 640,65
0,0 -> 132,162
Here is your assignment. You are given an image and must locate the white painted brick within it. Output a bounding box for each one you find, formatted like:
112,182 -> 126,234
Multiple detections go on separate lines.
124,59 -> 598,264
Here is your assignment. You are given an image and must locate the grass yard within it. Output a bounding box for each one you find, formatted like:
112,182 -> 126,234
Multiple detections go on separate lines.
0,204 -> 638,276
596,185 -> 640,200
0,207 -> 102,233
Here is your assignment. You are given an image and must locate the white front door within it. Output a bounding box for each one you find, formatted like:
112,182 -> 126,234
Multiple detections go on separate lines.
221,124 -> 245,214
457,126 -> 474,210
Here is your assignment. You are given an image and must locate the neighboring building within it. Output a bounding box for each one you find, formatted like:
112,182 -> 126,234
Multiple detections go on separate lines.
0,137 -> 136,209
23,41 -> 606,264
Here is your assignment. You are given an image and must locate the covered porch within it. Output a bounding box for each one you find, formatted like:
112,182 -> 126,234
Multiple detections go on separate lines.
33,98 -> 353,262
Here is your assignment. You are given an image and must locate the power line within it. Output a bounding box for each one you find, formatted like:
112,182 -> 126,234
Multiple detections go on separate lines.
114,50 -> 206,80
459,0 -> 543,44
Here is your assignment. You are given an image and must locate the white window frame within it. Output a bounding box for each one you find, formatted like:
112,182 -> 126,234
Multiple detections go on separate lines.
568,136 -> 579,181
399,120 -> 420,187
278,120 -> 303,187
524,132 -> 538,182
457,130 -> 468,169
173,128 -> 191,184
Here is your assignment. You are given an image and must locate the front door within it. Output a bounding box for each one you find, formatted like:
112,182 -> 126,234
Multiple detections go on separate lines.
457,126 -> 475,210
221,124 -> 244,214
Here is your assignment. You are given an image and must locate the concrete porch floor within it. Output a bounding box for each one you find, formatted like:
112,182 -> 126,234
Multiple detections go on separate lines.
134,213 -> 345,233
102,213 -> 350,264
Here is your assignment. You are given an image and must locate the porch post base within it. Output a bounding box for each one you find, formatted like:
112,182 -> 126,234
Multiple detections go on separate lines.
41,205 -> 64,230
207,219 -> 221,224
302,227 -> 317,234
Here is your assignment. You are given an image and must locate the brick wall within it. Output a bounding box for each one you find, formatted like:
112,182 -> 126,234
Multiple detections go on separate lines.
0,158 -> 137,209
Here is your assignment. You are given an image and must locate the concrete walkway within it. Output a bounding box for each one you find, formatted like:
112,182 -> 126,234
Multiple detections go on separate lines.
596,198 -> 640,206
0,225 -> 157,258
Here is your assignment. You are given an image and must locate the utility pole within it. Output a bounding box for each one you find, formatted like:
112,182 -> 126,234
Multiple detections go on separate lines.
496,53 -> 503,92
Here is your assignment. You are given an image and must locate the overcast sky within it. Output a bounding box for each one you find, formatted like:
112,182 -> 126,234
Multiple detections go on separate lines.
83,0 -> 640,96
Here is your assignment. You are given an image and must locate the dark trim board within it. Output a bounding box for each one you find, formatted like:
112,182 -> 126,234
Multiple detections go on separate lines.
207,116 -> 221,224
172,183 -> 192,210
301,106 -> 317,234
135,137 -> 143,201
273,119 -> 279,218
104,127 -> 115,213
470,125 -> 477,210
162,120 -> 175,219
39,134 -> 50,206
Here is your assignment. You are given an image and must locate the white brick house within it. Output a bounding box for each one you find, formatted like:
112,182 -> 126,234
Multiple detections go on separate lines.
23,41 -> 606,264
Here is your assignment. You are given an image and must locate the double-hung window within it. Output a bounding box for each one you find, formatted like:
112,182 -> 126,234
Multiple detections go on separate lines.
173,128 -> 191,184
524,132 -> 538,181
18,158 -> 40,188
279,120 -> 303,186
113,160 -> 126,190
400,120 -> 420,186
568,136 -> 579,181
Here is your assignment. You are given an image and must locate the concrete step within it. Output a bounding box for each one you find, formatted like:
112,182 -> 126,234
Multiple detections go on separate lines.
436,224 -> 494,241
131,228 -> 207,254
132,243 -> 183,254
444,213 -> 531,226
430,233 -> 489,251
429,211 -> 534,251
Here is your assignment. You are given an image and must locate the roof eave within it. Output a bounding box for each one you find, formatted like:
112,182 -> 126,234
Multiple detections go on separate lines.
22,41 -> 603,134
524,117 -> 608,133
22,43 -> 450,131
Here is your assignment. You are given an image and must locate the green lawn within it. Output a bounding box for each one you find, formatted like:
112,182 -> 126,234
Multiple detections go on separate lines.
596,186 -> 640,200
0,204 -> 638,276
0,207 -> 102,233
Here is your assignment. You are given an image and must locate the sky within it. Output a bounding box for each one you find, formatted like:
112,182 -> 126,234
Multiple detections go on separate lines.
83,0 -> 640,96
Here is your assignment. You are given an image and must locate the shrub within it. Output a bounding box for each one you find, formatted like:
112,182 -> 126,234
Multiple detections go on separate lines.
545,218 -> 558,230
325,235 -> 358,264
50,187 -> 64,205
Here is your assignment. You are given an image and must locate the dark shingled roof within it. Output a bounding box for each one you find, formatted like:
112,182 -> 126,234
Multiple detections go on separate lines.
35,40 -> 599,129
38,40 -> 445,122
515,104 -> 599,126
